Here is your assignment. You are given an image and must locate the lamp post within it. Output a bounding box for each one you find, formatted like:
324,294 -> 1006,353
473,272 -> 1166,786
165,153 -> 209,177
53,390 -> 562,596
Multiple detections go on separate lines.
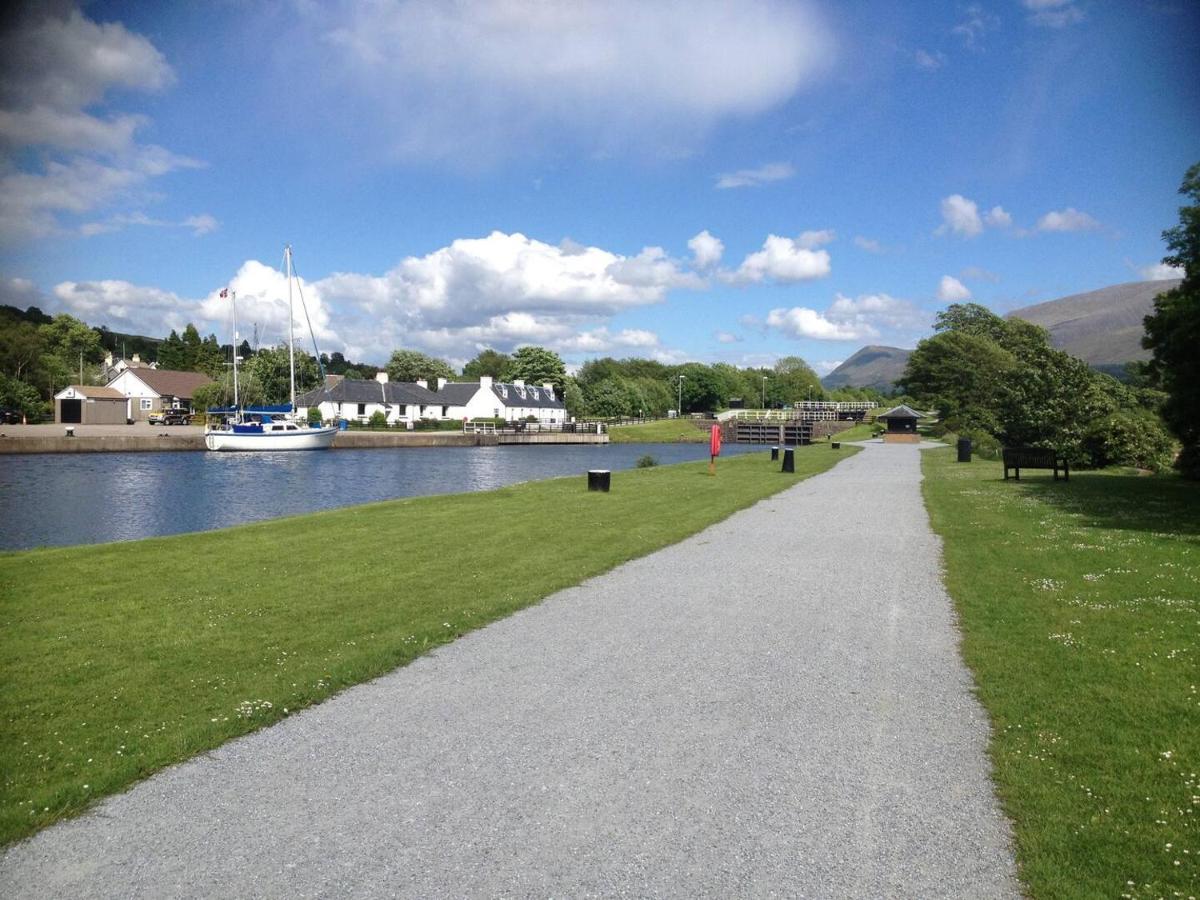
761,376 -> 768,410
677,374 -> 685,416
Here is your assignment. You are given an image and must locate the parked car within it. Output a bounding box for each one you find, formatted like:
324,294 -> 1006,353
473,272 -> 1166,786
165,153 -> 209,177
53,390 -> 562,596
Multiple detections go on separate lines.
0,408 -> 22,424
150,409 -> 192,425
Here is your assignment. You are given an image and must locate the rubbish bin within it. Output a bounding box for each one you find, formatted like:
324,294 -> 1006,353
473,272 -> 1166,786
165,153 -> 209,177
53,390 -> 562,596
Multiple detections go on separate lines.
957,437 -> 972,462
588,469 -> 611,492
338,419 -> 349,431
781,447 -> 795,473
770,446 -> 779,461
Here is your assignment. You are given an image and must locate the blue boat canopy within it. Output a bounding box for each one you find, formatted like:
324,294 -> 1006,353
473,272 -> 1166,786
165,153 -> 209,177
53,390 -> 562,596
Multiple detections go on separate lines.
205,404 -> 294,414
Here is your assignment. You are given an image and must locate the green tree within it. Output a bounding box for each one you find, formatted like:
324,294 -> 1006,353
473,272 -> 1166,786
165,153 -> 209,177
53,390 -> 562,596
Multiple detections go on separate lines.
1142,161 -> 1200,477
181,324 -> 203,370
673,363 -> 722,412
0,373 -> 43,420
508,346 -> 567,393
385,349 -> 455,383
772,356 -> 823,404
39,314 -> 102,387
561,378 -> 585,417
0,319 -> 46,386
898,330 -> 1017,430
157,330 -> 186,369
244,345 -> 320,405
463,349 -> 513,380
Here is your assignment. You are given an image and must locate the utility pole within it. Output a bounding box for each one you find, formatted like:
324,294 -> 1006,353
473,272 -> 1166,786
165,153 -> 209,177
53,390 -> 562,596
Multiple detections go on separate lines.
79,350 -> 83,385
677,374 -> 685,416
761,376 -> 767,409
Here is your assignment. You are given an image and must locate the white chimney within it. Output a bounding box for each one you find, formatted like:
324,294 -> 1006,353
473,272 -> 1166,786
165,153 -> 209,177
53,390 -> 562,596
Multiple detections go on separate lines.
480,376 -> 493,389
542,382 -> 554,392
437,377 -> 448,390
132,353 -> 141,364
513,379 -> 524,388
416,379 -> 428,389
104,352 -> 113,366
375,372 -> 389,384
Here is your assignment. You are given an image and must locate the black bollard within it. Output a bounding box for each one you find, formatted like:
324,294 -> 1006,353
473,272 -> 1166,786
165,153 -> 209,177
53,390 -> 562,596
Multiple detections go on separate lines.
831,442 -> 841,450
781,447 -> 795,473
587,469 -> 611,492
770,446 -> 779,461
957,437 -> 972,462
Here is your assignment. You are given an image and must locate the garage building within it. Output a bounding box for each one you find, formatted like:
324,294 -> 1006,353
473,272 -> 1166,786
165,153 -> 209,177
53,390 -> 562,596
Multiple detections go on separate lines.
54,385 -> 128,425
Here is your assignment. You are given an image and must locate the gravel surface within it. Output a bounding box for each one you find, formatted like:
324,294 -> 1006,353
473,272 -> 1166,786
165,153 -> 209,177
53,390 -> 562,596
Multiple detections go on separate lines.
0,441 -> 1020,899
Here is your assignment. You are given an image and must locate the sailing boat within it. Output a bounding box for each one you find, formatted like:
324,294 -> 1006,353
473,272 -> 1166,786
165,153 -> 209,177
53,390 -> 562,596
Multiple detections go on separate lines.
204,245 -> 338,451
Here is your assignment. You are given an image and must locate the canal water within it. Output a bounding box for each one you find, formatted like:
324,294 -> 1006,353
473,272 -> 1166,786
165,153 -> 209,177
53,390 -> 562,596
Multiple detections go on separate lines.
0,443 -> 765,551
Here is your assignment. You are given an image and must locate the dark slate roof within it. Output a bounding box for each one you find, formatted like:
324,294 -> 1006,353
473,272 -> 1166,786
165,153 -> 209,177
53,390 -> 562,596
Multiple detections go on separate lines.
120,368 -> 213,399
434,382 -> 480,406
877,404 -> 924,420
490,382 -> 564,410
296,378 -> 441,407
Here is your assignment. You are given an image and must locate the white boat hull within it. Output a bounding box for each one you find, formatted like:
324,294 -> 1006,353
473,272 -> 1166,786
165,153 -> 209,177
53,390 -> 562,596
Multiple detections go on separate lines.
204,426 -> 338,452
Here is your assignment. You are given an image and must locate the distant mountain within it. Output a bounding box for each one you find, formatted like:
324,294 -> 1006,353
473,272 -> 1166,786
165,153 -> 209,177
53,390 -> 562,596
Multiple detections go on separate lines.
821,345 -> 911,392
1007,279 -> 1181,367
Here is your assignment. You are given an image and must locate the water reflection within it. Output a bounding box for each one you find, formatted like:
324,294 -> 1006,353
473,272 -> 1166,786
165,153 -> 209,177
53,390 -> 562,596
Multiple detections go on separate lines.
0,443 -> 763,550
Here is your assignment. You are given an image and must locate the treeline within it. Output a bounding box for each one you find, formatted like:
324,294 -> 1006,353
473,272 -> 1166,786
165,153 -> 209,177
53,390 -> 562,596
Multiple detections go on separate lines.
898,303 -> 1175,470
0,305 -> 887,420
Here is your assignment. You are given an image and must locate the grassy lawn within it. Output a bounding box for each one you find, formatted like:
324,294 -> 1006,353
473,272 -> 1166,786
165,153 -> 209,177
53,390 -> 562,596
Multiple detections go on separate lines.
0,443 -> 857,846
922,447 -> 1199,899
607,418 -> 709,442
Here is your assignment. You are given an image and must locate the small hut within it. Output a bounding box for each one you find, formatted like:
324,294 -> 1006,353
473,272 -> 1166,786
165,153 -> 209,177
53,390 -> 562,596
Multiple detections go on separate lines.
54,385 -> 128,425
877,404 -> 922,444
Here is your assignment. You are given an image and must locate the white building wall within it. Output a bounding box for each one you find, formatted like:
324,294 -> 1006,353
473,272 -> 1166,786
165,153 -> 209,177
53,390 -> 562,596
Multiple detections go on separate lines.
107,370 -> 161,420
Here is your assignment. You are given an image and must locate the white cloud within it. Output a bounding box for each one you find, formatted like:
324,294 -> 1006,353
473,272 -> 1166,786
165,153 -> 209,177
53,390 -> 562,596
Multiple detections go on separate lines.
606,246 -> 705,291
714,331 -> 742,344
813,359 -> 843,375
854,235 -> 884,253
938,194 -> 983,237
1022,0 -> 1085,28
715,161 -> 796,190
766,307 -> 873,341
984,205 -> 1012,228
80,210 -> 218,238
1139,262 -> 1185,281
960,265 -> 1000,283
914,49 -> 945,70
688,230 -> 724,269
827,292 -> 927,332
797,229 -> 836,249
937,275 -> 972,302
732,234 -> 832,283
317,1 -> 835,162
1037,207 -> 1100,232
952,4 -> 999,48
764,291 -> 927,344
0,5 -> 198,244
53,279 -> 197,337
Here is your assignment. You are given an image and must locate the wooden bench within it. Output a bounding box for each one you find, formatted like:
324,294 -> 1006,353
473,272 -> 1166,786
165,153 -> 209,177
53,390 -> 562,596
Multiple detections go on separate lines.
1003,447 -> 1069,481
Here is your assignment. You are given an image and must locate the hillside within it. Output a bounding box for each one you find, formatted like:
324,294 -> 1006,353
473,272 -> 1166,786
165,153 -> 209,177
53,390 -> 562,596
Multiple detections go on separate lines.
821,345 -> 911,392
1007,278 -> 1180,366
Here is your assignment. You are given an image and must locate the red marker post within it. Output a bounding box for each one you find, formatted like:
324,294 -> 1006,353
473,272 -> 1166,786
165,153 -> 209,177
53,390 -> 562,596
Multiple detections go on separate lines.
709,424 -> 722,475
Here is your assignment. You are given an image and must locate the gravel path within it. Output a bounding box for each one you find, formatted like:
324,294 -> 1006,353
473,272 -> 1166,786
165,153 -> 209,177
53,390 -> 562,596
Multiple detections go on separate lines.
1,442 -> 1020,899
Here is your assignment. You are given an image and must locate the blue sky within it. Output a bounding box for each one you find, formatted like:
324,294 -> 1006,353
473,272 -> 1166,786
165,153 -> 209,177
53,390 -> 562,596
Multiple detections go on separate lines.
1,0 -> 1196,374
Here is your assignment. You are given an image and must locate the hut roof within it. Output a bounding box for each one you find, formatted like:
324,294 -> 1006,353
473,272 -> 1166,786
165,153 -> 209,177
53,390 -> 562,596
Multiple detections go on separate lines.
877,404 -> 924,420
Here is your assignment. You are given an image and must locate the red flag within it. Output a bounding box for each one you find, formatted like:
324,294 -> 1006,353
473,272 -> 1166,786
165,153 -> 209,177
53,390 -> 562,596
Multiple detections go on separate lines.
219,287 -> 228,298
710,424 -> 722,457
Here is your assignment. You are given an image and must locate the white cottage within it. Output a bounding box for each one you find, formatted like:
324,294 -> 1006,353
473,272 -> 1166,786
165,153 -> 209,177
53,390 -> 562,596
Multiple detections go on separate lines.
296,373 -> 443,425
436,376 -> 565,424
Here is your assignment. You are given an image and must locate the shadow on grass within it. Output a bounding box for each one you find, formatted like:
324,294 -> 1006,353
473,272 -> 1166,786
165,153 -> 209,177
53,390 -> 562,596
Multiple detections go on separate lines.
1019,470 -> 1200,536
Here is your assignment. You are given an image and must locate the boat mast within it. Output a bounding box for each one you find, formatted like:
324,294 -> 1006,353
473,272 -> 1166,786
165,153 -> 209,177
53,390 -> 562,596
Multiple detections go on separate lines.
231,290 -> 240,410
286,244 -> 296,413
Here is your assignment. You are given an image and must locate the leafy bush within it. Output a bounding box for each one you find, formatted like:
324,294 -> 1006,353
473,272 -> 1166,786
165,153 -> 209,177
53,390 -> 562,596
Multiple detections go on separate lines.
367,410 -> 389,429
307,407 -> 323,425
414,418 -> 462,431
636,454 -> 658,468
957,429 -> 1003,460
1081,410 -> 1177,471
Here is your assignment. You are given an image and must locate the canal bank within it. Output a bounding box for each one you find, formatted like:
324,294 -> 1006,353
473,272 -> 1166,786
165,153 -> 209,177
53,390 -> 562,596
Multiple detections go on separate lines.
0,423 -> 608,453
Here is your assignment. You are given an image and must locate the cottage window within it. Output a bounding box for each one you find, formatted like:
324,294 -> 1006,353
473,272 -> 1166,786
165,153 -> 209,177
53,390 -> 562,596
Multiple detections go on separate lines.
357,403 -> 366,416
140,398 -> 152,411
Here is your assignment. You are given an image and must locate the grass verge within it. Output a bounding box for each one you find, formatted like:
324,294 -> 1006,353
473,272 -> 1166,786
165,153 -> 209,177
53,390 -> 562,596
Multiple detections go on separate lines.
607,419 -> 708,443
0,443 -> 857,846
922,447 -> 1199,899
